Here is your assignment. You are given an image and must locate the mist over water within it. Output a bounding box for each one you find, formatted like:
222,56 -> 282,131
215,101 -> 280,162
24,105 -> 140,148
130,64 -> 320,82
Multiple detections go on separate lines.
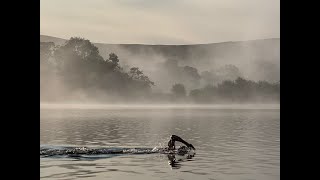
40,103 -> 280,110
40,37 -> 280,104
98,39 -> 280,92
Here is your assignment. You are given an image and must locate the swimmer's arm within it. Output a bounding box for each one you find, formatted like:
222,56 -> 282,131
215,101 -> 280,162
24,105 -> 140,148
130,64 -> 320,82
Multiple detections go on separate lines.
171,135 -> 196,150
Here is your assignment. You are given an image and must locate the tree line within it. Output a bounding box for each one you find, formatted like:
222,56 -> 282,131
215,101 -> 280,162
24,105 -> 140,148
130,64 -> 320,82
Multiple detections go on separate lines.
41,37 -> 279,103
40,37 -> 154,101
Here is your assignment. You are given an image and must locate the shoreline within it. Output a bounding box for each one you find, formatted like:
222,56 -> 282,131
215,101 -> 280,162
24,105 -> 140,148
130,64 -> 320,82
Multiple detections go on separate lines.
40,103 -> 280,110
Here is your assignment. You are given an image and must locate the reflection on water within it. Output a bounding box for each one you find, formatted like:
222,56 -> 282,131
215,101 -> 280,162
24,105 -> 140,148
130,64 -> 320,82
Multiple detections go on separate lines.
167,152 -> 196,170
41,106 -> 280,180
167,154 -> 181,169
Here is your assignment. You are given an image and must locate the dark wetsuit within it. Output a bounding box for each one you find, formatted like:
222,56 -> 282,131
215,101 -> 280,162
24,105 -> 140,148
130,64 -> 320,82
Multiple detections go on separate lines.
167,135 -> 195,150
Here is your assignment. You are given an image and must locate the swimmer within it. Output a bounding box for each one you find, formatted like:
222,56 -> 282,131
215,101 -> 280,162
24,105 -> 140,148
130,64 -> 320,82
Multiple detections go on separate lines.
167,135 -> 195,151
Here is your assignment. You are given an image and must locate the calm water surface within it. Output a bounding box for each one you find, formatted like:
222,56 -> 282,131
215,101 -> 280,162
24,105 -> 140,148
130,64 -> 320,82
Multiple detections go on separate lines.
40,104 -> 280,180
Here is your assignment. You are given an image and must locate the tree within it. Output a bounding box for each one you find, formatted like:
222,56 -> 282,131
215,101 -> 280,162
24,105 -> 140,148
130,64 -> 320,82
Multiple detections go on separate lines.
189,85 -> 217,102
171,83 -> 186,97
129,67 -> 155,87
56,37 -> 103,62
216,64 -> 242,81
41,37 -> 158,101
183,66 -> 201,80
40,42 -> 55,61
189,89 -> 201,101
108,53 -> 119,64
201,70 -> 219,85
188,77 -> 280,103
54,37 -> 105,72
40,42 -> 55,73
52,37 -> 106,89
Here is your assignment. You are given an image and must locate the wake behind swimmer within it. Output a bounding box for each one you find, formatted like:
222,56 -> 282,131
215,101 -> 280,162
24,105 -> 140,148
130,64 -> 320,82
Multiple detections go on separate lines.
40,135 -> 196,157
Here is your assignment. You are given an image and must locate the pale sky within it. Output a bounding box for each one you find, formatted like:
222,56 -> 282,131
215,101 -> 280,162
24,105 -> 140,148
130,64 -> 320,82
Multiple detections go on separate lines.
40,0 -> 280,44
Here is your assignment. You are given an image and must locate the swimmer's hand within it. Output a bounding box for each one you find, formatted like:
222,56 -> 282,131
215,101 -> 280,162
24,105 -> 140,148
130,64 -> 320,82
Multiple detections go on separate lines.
188,143 -> 196,150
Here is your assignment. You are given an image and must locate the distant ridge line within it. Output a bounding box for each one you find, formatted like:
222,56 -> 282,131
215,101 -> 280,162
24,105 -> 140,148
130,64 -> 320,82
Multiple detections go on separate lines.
40,34 -> 279,46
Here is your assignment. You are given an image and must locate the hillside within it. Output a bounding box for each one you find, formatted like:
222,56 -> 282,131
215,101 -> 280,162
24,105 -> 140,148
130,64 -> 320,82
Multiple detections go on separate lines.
40,35 -> 280,88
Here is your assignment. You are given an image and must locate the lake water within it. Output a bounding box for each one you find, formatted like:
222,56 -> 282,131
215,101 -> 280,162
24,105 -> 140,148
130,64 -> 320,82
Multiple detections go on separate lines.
40,104 -> 280,180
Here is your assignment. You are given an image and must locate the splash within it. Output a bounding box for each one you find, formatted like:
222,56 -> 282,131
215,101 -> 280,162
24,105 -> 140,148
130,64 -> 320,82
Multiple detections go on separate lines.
40,145 -> 195,158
